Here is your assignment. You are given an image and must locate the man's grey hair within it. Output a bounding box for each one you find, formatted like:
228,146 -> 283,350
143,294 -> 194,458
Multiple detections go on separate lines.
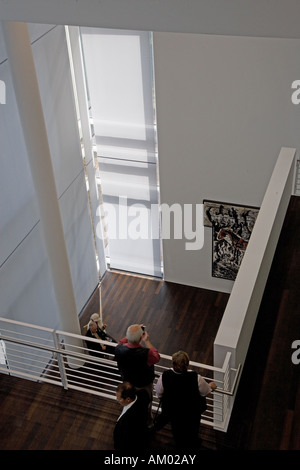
126,324 -> 143,343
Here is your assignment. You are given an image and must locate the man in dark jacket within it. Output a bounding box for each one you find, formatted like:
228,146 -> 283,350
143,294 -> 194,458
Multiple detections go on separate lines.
114,381 -> 150,451
115,324 -> 160,426
155,350 -> 217,450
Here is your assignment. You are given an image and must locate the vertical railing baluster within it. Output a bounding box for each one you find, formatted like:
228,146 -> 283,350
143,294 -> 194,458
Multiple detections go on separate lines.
52,330 -> 68,390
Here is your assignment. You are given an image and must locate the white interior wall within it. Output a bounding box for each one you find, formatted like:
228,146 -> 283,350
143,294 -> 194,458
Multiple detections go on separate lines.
0,24 -> 99,328
153,32 -> 300,292
32,25 -> 99,312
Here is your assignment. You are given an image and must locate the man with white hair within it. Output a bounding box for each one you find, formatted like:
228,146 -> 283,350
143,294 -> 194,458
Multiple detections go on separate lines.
115,324 -> 160,427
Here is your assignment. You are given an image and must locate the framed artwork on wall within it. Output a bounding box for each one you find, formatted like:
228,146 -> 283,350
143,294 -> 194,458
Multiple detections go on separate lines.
203,200 -> 260,280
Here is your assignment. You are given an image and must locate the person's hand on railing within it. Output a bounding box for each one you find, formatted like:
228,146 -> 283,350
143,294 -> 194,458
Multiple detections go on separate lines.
209,381 -> 217,391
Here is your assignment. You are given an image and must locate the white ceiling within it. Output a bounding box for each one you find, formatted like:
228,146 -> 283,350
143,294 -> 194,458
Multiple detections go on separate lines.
1,0 -> 300,39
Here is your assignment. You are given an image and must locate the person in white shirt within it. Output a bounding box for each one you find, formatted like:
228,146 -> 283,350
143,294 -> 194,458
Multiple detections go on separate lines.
154,350 -> 217,450
114,381 -> 150,451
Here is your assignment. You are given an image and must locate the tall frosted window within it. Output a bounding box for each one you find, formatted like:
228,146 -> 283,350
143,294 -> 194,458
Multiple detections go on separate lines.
80,28 -> 162,277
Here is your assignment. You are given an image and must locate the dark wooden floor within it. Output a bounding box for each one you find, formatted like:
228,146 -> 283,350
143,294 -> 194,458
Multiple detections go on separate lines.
0,196 -> 299,452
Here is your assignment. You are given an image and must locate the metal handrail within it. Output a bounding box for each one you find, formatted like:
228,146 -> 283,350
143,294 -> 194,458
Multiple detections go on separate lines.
1,333 -> 240,395
0,317 -> 241,430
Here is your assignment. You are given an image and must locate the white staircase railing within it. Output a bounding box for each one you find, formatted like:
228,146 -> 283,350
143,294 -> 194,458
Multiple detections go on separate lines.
0,316 -> 240,432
